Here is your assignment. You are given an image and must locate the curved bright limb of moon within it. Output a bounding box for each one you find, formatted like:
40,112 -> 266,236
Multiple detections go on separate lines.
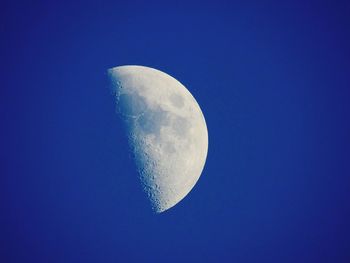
108,65 -> 208,213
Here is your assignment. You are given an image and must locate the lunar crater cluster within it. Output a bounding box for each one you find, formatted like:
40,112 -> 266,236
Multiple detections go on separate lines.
108,65 -> 208,213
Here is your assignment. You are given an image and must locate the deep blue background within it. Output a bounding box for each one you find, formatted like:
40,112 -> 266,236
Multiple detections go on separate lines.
1,1 -> 350,262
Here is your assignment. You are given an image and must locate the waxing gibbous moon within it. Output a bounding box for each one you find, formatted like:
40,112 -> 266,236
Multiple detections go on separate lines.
108,65 -> 208,213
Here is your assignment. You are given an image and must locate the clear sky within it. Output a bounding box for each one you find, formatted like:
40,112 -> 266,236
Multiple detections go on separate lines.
1,1 -> 350,262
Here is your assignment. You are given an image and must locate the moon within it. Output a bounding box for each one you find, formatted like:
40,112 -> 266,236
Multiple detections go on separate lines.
108,65 -> 208,213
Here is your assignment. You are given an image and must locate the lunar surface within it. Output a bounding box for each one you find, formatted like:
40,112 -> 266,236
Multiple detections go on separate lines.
108,65 -> 208,213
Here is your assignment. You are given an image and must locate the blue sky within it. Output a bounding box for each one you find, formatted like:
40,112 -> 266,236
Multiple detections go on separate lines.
1,1 -> 350,262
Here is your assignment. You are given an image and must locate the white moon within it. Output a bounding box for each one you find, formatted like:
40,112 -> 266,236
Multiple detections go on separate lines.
108,65 -> 208,213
